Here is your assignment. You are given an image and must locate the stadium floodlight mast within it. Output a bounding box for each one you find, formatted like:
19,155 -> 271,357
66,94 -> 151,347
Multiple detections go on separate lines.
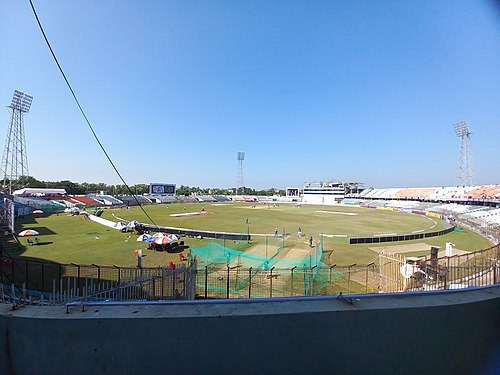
454,121 -> 474,186
11,90 -> 33,113
1,90 -> 33,193
237,152 -> 245,194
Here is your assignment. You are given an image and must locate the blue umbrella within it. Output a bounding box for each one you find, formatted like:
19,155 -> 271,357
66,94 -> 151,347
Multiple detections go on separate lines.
136,233 -> 153,242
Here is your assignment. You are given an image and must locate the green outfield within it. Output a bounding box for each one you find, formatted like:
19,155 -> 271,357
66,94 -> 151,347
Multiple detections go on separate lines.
11,202 -> 492,267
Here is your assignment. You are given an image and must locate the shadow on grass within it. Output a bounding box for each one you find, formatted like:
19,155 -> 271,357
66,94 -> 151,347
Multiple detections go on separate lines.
31,241 -> 54,246
1,239 -> 180,301
19,226 -> 57,236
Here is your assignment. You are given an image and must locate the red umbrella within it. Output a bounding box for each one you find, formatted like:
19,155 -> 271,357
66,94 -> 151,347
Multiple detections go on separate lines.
18,229 -> 39,237
154,236 -> 174,245
153,232 -> 180,241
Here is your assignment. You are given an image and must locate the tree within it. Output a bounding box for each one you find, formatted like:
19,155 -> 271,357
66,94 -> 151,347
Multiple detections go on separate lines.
8,176 -> 280,198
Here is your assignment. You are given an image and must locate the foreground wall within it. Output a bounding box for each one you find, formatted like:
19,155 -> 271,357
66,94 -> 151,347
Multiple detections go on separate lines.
1,286 -> 499,375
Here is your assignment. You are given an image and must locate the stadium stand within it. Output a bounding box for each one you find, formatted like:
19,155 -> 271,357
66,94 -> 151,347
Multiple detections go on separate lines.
42,196 -> 83,207
146,195 -> 179,204
433,186 -> 478,200
396,188 -> 436,199
118,195 -> 152,206
87,194 -> 123,206
427,187 -> 464,201
14,196 -> 66,212
31,196 -> 73,208
195,195 -> 217,202
465,206 -> 494,215
342,195 -> 498,243
363,188 -> 403,199
357,188 -> 374,197
341,191 -> 498,240
212,195 -> 232,202
384,185 -> 500,202
178,195 -> 197,204
41,195 -> 103,207
71,195 -> 103,206
464,185 -> 500,199
255,196 -> 274,202
340,198 -> 360,205
429,203 -> 500,243
410,201 -> 441,211
146,196 -> 161,204
462,207 -> 498,220
230,195 -> 245,201
367,188 -> 388,198
430,203 -> 475,215
377,188 -> 403,199
384,200 -> 421,209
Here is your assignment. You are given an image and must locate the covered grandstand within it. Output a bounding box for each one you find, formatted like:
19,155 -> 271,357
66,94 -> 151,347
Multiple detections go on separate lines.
356,185 -> 500,203
5,183 -> 500,237
340,196 -> 499,243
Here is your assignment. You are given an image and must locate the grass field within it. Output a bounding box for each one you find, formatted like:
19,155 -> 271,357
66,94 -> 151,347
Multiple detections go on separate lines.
11,202 -> 492,268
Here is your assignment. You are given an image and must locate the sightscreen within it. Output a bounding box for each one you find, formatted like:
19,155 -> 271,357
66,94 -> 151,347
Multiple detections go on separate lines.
286,188 -> 299,197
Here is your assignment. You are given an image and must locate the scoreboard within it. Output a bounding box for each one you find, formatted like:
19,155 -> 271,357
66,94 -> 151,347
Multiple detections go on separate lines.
149,183 -> 176,195
286,188 -> 300,197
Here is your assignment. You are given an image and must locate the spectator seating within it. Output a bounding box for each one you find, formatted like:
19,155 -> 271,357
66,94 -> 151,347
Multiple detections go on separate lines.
357,188 -> 373,197
464,185 -> 500,199
213,195 -> 232,202
87,194 -> 123,206
396,188 -> 436,199
118,195 -> 152,206
196,195 -> 217,202
71,195 -> 104,206
147,195 -> 179,204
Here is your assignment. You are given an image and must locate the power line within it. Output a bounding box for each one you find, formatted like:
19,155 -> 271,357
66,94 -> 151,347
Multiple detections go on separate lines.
28,0 -> 160,230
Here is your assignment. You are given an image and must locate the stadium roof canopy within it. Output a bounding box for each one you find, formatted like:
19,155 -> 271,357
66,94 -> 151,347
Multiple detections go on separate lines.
12,188 -> 67,196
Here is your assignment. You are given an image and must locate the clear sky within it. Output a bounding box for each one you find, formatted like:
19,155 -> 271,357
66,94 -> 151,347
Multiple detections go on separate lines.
1,0 -> 499,190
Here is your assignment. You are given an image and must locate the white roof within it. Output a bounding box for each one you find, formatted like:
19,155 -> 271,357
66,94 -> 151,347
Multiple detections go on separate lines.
12,188 -> 67,196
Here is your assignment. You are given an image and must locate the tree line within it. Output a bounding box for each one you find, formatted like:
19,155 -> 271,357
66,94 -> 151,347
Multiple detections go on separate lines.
5,176 -> 285,197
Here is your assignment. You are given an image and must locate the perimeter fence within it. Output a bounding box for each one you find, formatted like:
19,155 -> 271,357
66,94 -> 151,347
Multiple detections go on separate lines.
0,258 -> 196,304
1,243 -> 499,306
379,243 -> 500,292
194,263 -> 380,298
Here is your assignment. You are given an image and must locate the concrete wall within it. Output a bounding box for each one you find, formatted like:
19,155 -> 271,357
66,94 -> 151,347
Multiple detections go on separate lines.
1,286 -> 499,375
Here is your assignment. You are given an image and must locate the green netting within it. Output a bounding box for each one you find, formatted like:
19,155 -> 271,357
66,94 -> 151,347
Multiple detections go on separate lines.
191,235 -> 338,297
191,239 -> 281,269
209,238 -> 249,252
191,234 -> 324,270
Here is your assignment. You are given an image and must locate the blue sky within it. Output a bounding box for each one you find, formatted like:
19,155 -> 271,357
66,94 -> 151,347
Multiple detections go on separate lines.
1,0 -> 499,190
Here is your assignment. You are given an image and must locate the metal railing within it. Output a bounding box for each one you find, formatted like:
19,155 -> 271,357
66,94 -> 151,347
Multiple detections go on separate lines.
0,259 -> 196,305
379,243 -> 500,292
1,243 -> 498,305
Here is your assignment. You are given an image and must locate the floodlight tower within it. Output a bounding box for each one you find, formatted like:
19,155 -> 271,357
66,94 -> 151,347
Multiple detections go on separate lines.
1,90 -> 33,193
236,152 -> 245,194
454,121 -> 474,186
